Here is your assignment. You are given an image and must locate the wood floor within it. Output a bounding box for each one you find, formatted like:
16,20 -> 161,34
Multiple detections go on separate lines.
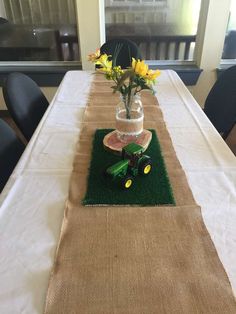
0,110 -> 235,156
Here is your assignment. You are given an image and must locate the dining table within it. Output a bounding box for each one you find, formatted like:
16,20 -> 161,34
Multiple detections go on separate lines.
0,69 -> 236,313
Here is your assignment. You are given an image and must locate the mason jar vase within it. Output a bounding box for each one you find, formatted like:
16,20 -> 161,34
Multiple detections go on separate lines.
115,93 -> 144,143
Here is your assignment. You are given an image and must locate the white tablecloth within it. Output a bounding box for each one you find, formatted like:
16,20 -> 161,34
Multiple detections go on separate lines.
0,70 -> 235,313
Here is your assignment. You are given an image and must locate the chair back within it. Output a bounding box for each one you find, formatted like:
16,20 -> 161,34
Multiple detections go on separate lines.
3,73 -> 49,141
222,30 -> 236,59
0,119 -> 25,192
204,65 -> 236,139
100,38 -> 142,68
0,17 -> 9,24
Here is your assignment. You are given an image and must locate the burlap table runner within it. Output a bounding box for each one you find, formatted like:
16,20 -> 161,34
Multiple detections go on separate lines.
44,74 -> 236,313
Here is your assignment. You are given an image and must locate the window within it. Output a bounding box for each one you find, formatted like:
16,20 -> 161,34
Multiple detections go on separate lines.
222,1 -> 236,60
0,0 -> 80,62
105,0 -> 201,61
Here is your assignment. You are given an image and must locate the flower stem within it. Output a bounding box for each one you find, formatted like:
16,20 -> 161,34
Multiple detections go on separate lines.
126,91 -> 131,119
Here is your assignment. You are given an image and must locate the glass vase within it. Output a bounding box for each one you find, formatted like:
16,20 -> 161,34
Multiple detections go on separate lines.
116,93 -> 144,143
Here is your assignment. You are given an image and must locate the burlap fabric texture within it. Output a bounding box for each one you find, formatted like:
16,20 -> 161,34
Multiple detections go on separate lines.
44,74 -> 236,314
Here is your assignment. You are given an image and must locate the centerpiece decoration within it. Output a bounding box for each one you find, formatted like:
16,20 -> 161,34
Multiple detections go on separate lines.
88,48 -> 160,149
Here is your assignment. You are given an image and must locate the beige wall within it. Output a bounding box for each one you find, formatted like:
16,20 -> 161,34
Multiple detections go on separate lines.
189,71 -> 216,108
41,87 -> 57,103
0,89 -> 6,110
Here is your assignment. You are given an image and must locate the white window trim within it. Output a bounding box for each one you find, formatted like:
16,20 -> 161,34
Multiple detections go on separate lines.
195,0 -> 231,69
77,0 -> 231,73
76,0 -> 105,70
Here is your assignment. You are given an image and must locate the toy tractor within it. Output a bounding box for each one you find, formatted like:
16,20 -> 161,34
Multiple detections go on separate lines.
105,143 -> 152,189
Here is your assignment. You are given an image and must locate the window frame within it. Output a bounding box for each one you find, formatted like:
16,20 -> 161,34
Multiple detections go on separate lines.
0,0 -> 232,87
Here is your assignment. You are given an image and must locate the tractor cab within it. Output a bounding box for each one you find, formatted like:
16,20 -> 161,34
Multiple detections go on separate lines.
105,142 -> 152,189
122,143 -> 144,167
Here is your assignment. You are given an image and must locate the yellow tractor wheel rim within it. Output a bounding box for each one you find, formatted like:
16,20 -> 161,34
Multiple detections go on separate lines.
125,179 -> 132,188
144,164 -> 151,174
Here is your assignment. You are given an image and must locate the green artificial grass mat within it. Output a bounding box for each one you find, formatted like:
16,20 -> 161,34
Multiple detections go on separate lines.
82,129 -> 175,206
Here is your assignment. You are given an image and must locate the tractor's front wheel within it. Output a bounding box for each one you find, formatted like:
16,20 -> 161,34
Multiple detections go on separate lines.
121,175 -> 133,189
139,159 -> 152,175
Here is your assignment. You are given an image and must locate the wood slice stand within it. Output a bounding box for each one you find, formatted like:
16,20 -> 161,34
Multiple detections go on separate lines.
103,129 -> 152,155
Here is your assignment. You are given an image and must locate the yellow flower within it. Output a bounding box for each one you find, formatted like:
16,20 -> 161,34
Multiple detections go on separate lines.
95,54 -> 112,70
113,66 -> 124,76
101,67 -> 113,76
88,50 -> 161,98
87,49 -> 100,62
132,58 -> 148,77
145,69 -> 161,81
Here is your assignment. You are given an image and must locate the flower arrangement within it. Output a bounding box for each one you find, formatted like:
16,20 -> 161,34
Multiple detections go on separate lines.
88,49 -> 160,119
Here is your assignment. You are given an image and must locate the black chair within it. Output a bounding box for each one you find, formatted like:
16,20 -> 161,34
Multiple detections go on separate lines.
0,118 -> 25,193
100,38 -> 142,68
204,65 -> 236,139
222,30 -> 236,59
0,17 -> 9,24
3,73 -> 49,141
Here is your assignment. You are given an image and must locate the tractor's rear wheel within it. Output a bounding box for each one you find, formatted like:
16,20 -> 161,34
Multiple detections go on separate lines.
139,159 -> 152,175
121,175 -> 133,189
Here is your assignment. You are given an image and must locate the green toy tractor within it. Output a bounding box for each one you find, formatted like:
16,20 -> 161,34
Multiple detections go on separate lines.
105,143 -> 152,189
